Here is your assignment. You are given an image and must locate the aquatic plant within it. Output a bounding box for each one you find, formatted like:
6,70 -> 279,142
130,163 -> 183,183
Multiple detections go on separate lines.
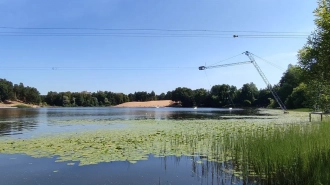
1,110 -> 329,184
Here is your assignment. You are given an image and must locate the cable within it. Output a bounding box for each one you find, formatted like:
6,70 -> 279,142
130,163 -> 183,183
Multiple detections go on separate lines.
203,70 -> 212,88
0,31 -> 234,36
208,54 -> 243,66
0,33 -> 308,38
0,34 -> 235,38
0,66 -> 197,70
0,26 -> 310,34
252,54 -> 284,70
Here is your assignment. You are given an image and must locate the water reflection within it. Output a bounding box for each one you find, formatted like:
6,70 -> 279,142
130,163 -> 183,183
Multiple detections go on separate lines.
0,109 -> 39,136
0,154 -> 249,185
0,107 -> 264,137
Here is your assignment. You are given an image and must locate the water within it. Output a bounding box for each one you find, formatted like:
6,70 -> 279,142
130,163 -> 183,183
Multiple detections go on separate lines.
0,107 -> 262,138
0,107 -> 262,185
0,154 -> 245,185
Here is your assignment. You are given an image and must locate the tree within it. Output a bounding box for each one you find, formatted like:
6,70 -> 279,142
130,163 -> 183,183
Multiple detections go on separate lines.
165,91 -> 172,100
91,97 -> 99,106
239,82 -> 259,106
148,91 -> 156,101
209,84 -> 236,107
285,83 -> 308,109
278,65 -> 303,104
104,98 -> 111,106
298,0 -> 330,111
255,88 -> 272,107
128,93 -> 135,102
172,87 -> 194,107
0,79 -> 14,102
157,93 -> 166,100
193,88 -> 209,107
62,95 -> 71,106
24,86 -> 41,104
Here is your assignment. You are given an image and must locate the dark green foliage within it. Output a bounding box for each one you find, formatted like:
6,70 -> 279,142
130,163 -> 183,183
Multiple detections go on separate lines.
285,83 -> 308,109
255,88 -> 272,107
157,93 -> 166,100
193,88 -> 208,107
24,86 -> 41,104
0,79 -> 14,102
62,96 -> 71,107
298,0 -> 330,111
239,82 -> 259,106
209,84 -> 236,107
172,87 -> 195,107
0,79 -> 40,104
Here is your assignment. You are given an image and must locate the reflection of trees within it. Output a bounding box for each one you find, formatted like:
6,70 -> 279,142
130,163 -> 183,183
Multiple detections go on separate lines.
0,120 -> 38,136
158,155 -> 251,185
0,109 -> 38,136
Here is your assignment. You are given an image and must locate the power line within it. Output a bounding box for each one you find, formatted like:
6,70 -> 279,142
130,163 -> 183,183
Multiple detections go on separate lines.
208,54 -> 243,66
0,26 -> 311,34
252,54 -> 285,70
0,34 -> 308,39
0,32 -> 308,37
0,66 -> 197,70
0,32 -> 309,38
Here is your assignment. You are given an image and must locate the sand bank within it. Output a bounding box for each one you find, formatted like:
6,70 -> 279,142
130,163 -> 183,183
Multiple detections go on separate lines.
114,100 -> 175,108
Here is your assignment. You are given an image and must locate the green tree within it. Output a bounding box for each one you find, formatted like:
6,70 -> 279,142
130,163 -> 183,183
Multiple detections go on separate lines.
148,91 -> 156,101
104,98 -> 111,106
298,0 -> 330,111
0,79 -> 14,102
278,65 -> 303,104
210,84 -> 236,107
24,86 -> 41,104
172,87 -> 194,107
91,97 -> 99,106
165,91 -> 172,100
157,93 -> 166,100
193,88 -> 209,107
285,83 -> 308,109
239,82 -> 259,106
255,88 -> 272,107
62,96 -> 71,107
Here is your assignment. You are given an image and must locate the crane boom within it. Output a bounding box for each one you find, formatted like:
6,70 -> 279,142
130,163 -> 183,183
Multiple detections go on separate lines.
198,61 -> 252,70
243,51 -> 287,111
199,51 -> 287,112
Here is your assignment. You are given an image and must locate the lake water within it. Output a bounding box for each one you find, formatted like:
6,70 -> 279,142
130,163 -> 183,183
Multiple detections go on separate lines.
0,107 -> 263,185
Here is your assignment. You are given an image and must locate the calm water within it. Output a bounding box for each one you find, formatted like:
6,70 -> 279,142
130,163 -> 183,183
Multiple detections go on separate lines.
0,107 -> 263,138
0,107 -> 262,185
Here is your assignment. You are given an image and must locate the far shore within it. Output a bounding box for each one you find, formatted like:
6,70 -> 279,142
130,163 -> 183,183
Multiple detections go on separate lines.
0,101 -> 39,108
114,100 -> 176,108
0,100 -> 176,108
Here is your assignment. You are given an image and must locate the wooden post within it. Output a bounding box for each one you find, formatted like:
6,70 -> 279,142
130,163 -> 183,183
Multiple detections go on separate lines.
321,113 -> 323,121
309,113 -> 311,122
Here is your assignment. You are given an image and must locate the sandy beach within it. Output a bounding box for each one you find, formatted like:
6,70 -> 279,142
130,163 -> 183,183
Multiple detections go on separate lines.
114,100 -> 175,108
0,101 -> 39,108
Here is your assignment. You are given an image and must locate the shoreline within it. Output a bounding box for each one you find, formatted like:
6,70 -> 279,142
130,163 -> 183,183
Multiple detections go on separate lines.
114,100 -> 175,108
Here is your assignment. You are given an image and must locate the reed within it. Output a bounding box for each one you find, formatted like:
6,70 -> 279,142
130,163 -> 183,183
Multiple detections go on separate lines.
229,120 -> 330,184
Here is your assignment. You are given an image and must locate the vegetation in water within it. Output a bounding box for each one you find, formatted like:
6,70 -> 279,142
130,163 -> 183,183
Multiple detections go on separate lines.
11,104 -> 33,108
1,110 -> 330,184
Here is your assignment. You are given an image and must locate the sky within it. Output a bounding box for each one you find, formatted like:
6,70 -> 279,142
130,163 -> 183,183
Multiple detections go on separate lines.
0,0 -> 318,95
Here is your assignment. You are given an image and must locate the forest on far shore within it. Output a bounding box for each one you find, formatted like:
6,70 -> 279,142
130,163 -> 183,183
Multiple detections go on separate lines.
0,64 -> 311,109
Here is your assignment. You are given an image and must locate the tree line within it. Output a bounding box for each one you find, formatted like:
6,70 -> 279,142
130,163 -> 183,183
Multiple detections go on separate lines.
0,64 -> 309,109
0,79 -> 41,104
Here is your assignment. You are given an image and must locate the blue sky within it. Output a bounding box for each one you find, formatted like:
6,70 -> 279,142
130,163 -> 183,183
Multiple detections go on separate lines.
0,0 -> 317,95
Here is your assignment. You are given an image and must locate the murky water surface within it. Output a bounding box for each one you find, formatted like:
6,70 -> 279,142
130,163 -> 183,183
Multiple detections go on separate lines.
0,107 -> 264,185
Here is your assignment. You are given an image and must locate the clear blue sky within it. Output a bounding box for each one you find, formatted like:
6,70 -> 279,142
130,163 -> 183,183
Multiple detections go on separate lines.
0,0 -> 317,95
